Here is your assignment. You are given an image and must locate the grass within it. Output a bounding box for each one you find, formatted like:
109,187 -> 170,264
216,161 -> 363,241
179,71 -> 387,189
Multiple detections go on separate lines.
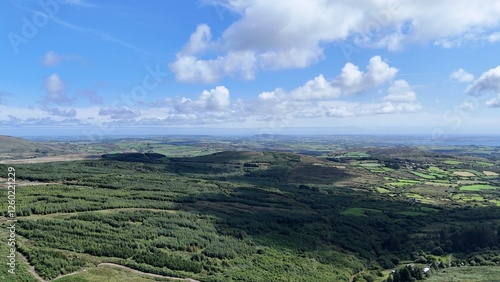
426,266 -> 500,282
460,184 -> 497,191
344,151 -> 370,158
452,193 -> 484,202
420,206 -> 439,212
53,265 -> 169,282
387,182 -> 411,187
377,187 -> 391,193
428,167 -> 448,174
386,179 -> 421,187
411,171 -> 436,179
453,171 -> 476,177
444,160 -> 462,165
425,182 -> 453,187
476,161 -> 495,167
483,171 -> 499,176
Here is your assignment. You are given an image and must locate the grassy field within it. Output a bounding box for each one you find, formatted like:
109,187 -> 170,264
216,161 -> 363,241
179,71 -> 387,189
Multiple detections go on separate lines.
411,171 -> 436,179
53,264 -> 175,282
483,171 -> 499,176
460,184 -> 498,191
426,266 -> 500,282
453,171 -> 476,177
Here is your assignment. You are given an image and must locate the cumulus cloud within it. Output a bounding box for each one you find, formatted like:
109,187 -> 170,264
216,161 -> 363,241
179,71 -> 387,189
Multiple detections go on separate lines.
450,68 -> 474,83
43,74 -> 74,104
170,51 -> 257,83
466,66 -> 500,96
334,56 -> 398,95
384,80 -> 416,102
161,86 -> 245,124
259,56 -> 397,105
247,56 -> 419,119
174,86 -> 231,113
289,75 -> 340,101
42,51 -> 83,66
171,0 -> 500,82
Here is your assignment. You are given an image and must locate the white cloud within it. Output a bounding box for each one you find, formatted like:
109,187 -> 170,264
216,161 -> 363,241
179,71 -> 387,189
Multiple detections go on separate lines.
181,24 -> 212,56
174,86 -> 231,113
486,95 -> 500,107
160,86 -> 245,124
42,51 -> 62,66
450,68 -> 474,83
289,75 -> 340,101
334,56 -> 398,95
43,74 -> 73,104
459,100 -> 479,111
321,101 -> 358,118
488,32 -> 500,43
249,56 -> 416,118
263,56 -> 397,104
42,51 -> 83,66
170,51 -> 257,83
171,0 -> 500,82
466,66 -> 500,96
384,79 -> 416,102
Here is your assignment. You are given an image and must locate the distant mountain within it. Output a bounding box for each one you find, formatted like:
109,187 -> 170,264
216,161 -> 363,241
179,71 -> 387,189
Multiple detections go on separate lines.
0,135 -> 63,156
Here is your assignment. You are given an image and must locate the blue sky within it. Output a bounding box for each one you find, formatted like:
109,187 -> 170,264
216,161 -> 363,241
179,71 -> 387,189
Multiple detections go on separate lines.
2,0 -> 500,138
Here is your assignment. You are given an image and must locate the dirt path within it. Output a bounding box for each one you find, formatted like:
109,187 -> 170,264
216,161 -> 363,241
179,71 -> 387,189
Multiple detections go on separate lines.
96,263 -> 201,282
0,154 -> 100,164
17,252 -> 46,282
51,268 -> 91,281
349,269 -> 367,282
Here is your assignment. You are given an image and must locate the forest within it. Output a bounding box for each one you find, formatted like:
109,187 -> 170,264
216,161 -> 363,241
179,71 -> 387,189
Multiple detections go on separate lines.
0,136 -> 499,281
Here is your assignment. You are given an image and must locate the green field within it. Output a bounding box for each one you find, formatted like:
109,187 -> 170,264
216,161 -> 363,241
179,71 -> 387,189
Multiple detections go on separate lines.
53,265 -> 170,282
377,187 -> 391,193
344,151 -> 370,158
460,184 -> 498,191
426,266 -> 500,282
411,171 -> 436,179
